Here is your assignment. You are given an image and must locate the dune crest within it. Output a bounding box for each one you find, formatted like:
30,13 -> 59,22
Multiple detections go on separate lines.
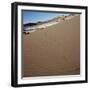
23,14 -> 78,33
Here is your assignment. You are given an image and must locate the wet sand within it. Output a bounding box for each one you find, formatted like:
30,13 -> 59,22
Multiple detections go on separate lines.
22,15 -> 80,77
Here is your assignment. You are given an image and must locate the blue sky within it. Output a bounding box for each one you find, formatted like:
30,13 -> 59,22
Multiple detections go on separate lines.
22,11 -> 70,24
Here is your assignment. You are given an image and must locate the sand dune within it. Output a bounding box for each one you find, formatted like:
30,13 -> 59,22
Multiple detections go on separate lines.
22,15 -> 80,77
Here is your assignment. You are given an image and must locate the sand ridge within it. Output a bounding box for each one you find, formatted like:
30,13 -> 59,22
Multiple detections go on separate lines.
24,14 -> 78,33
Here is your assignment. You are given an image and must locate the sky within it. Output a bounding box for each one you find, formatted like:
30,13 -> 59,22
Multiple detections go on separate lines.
22,11 -> 70,24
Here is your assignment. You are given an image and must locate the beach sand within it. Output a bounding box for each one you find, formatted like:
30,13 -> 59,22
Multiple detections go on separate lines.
22,15 -> 80,77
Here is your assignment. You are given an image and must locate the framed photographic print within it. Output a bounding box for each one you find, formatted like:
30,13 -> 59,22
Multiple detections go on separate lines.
11,2 -> 88,87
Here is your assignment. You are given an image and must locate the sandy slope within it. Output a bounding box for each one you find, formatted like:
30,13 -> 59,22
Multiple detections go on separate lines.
22,15 -> 80,77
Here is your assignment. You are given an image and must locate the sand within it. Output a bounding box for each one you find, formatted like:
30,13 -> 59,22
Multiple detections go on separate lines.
22,15 -> 80,77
